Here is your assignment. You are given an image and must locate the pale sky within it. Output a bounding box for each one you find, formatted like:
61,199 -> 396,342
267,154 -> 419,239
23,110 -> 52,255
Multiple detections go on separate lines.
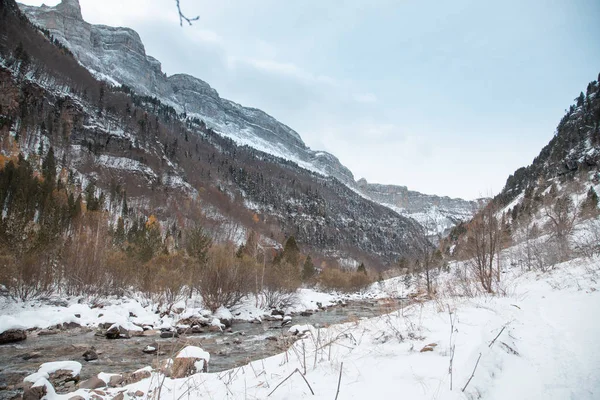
21,0 -> 600,199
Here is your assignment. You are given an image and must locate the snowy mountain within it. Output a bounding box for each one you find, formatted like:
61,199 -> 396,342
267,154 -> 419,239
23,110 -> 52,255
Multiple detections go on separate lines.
0,0 -> 434,267
18,0 -> 356,186
17,0 -> 477,236
357,178 -> 484,237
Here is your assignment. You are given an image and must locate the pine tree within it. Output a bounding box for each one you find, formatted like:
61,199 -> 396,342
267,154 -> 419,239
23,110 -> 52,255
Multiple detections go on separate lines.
580,186 -> 599,218
41,146 -> 56,186
282,236 -> 301,266
114,217 -> 126,245
302,255 -> 316,281
357,262 -> 367,275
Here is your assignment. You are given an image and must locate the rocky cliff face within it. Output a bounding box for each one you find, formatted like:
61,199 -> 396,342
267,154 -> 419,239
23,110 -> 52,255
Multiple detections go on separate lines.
19,0 -> 356,186
357,179 -> 483,237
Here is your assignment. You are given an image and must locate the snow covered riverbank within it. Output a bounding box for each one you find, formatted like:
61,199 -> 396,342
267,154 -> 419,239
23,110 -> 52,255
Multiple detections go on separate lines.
5,255 -> 599,399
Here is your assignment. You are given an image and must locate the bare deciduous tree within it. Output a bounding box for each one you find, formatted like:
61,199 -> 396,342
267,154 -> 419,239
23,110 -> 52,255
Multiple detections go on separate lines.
543,195 -> 577,262
465,205 -> 501,293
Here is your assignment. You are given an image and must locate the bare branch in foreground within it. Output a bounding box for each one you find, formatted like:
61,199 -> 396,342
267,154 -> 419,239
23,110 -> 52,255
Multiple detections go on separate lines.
176,0 -> 200,26
268,368 -> 314,397
335,362 -> 344,400
462,353 -> 482,392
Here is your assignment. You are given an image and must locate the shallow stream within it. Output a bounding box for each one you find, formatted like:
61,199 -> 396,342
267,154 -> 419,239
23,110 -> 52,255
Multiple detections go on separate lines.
0,299 -> 402,398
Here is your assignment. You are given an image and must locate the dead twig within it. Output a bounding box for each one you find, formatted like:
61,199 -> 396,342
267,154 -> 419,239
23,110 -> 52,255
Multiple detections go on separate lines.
175,0 -> 200,26
267,368 -> 314,397
334,362 -> 344,400
461,353 -> 482,392
488,326 -> 506,348
448,305 -> 456,390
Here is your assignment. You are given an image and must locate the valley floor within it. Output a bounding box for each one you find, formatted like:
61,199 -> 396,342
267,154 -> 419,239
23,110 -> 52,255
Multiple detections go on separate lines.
2,257 -> 599,400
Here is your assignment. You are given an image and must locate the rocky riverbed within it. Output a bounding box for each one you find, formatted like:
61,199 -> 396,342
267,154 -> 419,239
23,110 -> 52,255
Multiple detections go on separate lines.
0,299 -> 404,399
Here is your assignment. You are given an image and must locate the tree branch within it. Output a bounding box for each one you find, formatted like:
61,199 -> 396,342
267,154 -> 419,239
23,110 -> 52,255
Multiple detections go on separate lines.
176,0 -> 199,26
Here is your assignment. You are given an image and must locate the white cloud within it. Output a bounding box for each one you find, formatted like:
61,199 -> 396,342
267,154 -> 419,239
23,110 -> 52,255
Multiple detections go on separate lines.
353,93 -> 378,103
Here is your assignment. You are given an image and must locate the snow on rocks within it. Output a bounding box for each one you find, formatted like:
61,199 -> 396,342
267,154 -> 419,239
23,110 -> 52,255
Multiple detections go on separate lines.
288,324 -> 313,336
214,306 -> 233,328
25,361 -> 82,393
167,346 -> 210,378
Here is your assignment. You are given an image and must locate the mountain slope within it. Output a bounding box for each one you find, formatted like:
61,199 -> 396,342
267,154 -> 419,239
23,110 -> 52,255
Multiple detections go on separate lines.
1,0 -> 431,266
18,0 -> 478,235
443,73 -> 600,257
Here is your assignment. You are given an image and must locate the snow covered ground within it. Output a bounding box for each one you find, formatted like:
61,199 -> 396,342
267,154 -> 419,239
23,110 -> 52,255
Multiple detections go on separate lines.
4,253 -> 598,399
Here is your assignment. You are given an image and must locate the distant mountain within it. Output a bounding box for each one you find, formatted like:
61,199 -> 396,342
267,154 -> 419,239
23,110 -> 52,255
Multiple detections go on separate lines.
356,179 -> 485,237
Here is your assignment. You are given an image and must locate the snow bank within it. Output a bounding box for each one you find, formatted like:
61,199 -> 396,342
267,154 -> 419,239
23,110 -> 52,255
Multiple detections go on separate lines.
24,361 -> 82,383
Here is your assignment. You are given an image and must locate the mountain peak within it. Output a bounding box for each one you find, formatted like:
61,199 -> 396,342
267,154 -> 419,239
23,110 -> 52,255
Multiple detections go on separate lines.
54,0 -> 82,20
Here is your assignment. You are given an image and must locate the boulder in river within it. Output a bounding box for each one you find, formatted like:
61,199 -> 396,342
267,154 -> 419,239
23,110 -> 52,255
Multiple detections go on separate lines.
106,324 -> 130,339
82,348 -> 98,361
0,329 -> 27,344
142,343 -> 158,354
160,331 -> 179,339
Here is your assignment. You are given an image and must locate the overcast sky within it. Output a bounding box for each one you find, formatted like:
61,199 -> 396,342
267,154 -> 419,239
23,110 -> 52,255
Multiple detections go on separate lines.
22,0 -> 600,199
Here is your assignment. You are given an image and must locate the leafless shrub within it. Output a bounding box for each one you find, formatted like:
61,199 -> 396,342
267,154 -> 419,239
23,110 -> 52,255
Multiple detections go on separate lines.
260,260 -> 301,309
572,219 -> 600,258
200,243 -> 255,312
318,267 -> 373,293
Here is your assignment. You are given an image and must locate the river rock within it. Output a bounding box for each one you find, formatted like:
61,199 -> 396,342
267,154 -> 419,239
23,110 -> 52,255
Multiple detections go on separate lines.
160,331 -> 178,339
38,329 -> 59,336
300,311 -> 313,317
0,329 -> 27,344
108,369 -> 152,388
78,377 -> 105,390
122,370 -> 151,386
191,325 -> 204,334
49,369 -> 80,390
176,325 -> 190,335
21,351 -> 42,360
108,375 -> 124,388
142,343 -> 158,354
82,348 -> 98,361
169,346 -> 210,378
23,384 -> 46,400
106,324 -> 130,339
62,322 -> 81,330
270,309 -> 285,316
99,322 -> 113,330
